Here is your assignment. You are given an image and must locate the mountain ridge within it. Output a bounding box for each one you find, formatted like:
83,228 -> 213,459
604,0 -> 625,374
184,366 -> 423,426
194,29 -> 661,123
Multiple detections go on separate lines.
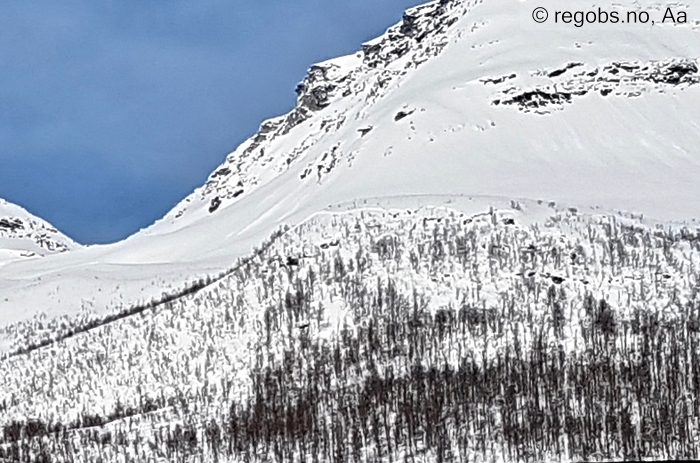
160,0 -> 471,229
0,198 -> 78,266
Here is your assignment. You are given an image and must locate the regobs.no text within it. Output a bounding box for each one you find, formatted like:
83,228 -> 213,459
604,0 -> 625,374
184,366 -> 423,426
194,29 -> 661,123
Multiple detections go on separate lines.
532,7 -> 688,27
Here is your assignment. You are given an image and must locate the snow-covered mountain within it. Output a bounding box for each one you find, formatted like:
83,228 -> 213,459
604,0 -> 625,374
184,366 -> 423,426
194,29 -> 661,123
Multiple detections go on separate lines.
0,199 -> 77,266
3,0 -> 700,461
158,0 -> 700,230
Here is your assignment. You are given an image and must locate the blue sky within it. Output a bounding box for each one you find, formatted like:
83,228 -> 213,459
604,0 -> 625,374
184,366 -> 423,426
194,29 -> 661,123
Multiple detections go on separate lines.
0,1 -> 422,244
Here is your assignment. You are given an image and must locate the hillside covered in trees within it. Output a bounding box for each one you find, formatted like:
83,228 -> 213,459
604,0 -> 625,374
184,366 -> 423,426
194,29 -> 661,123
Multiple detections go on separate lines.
2,204 -> 700,462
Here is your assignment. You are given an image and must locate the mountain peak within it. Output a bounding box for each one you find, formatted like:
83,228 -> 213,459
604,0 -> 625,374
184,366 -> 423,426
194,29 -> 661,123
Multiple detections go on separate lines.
0,199 -> 78,265
151,0 -> 700,242
161,0 -> 470,227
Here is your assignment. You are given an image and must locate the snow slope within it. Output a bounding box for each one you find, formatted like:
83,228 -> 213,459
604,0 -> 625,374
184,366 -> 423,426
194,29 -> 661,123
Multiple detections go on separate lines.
2,0 -> 700,338
0,199 -> 77,266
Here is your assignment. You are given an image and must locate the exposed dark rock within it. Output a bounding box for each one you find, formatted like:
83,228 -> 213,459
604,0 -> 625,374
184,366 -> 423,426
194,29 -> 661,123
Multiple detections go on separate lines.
208,197 -> 222,213
297,82 -> 336,111
211,167 -> 231,178
547,62 -> 583,78
399,12 -> 418,36
362,1 -> 463,69
394,109 -> 414,121
651,62 -> 698,85
0,218 -> 23,231
361,42 -> 383,64
497,59 -> 700,113
358,126 -> 373,137
617,63 -> 640,72
501,89 -> 572,109
482,73 -> 516,85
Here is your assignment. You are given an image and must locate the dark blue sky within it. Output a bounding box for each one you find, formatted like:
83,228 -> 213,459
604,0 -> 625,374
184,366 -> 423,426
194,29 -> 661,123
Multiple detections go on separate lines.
0,1 -> 422,244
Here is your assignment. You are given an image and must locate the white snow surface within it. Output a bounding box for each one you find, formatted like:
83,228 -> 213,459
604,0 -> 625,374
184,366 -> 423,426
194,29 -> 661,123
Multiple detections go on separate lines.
1,0 -> 700,340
